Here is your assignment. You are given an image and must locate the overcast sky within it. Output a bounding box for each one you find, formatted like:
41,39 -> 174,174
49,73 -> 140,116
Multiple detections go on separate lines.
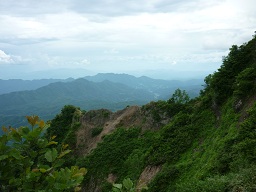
0,0 -> 255,79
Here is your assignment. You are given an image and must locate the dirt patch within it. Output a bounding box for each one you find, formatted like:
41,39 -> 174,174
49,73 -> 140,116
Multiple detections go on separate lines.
76,106 -> 142,155
136,165 -> 162,191
90,106 -> 140,152
106,173 -> 117,184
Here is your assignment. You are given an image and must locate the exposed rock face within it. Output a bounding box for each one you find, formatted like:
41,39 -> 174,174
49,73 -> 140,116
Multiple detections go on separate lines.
76,106 -> 141,155
76,108 -> 113,155
76,104 -> 171,156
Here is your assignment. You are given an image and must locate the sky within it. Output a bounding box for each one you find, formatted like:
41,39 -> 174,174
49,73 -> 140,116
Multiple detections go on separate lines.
0,0 -> 255,80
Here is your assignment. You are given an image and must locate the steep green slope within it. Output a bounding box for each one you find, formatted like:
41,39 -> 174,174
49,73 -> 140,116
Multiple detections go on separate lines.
63,34 -> 256,191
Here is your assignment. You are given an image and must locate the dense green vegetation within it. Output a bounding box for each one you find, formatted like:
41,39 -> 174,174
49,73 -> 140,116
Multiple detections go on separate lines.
46,105 -> 81,144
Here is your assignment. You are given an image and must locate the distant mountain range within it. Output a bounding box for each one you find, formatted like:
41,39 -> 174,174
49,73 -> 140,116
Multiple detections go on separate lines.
0,73 -> 204,128
0,78 -> 74,95
84,73 -> 204,99
1,73 -> 204,97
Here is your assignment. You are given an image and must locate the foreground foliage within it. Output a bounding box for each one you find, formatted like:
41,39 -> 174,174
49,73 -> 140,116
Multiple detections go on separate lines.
112,178 -> 136,192
0,116 -> 86,192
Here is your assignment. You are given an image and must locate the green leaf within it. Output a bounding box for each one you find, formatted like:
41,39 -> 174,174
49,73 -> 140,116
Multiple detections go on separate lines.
10,150 -> 22,160
47,141 -> 58,146
45,148 -> 58,162
123,178 -> 133,190
79,167 -> 87,175
53,159 -> 65,168
113,184 -> 122,189
12,132 -> 22,142
37,138 -> 48,148
0,155 -> 8,161
27,129 -> 41,141
21,126 -> 30,135
0,135 -> 8,144
112,188 -> 121,192
39,168 -> 47,173
38,164 -> 50,170
58,149 -> 71,159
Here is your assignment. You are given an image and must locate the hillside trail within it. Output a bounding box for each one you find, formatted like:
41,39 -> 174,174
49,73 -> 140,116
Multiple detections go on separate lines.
86,106 -> 140,153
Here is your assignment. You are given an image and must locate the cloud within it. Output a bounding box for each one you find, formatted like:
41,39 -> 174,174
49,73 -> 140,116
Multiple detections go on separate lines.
0,0 -> 68,16
1,1 -> 255,46
0,50 -> 13,64
0,38 -> 58,45
0,0 -> 230,17
0,50 -> 31,65
0,0 -> 256,79
104,48 -> 119,54
80,59 -> 90,65
68,0 -> 222,16
68,0 -> 154,16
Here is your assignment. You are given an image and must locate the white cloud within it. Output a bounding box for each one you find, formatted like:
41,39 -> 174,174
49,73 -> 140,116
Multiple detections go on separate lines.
104,48 -> 119,54
0,0 -> 255,79
0,50 -> 13,63
80,59 -> 90,65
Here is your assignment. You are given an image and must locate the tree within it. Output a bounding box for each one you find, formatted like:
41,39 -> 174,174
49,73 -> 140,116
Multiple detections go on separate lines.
233,67 -> 256,99
46,105 -> 78,143
0,116 -> 86,191
171,89 -> 190,104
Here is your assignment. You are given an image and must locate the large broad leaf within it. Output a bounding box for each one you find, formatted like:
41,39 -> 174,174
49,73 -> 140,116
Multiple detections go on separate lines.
113,183 -> 122,190
45,148 -> 58,162
123,178 -> 134,190
112,187 -> 121,192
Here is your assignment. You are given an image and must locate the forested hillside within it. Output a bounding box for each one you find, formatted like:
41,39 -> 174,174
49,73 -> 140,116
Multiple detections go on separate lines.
47,34 -> 256,191
0,74 -> 202,129
1,34 -> 256,192
84,73 -> 203,99
0,79 -> 155,129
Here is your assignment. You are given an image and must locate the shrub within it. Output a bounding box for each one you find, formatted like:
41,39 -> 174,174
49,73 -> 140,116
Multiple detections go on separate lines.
233,67 -> 256,99
91,127 -> 103,137
0,116 -> 86,191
